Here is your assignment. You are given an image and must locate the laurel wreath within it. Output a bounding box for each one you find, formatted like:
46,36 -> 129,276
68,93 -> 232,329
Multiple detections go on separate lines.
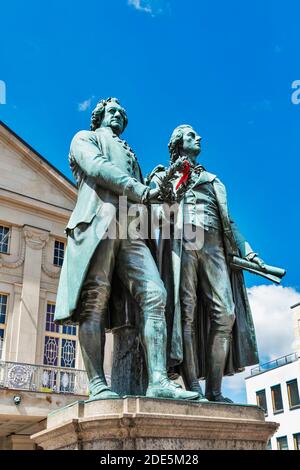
157,157 -> 193,203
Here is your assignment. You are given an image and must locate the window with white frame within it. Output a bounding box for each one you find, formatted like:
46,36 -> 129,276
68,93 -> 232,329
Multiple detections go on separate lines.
256,389 -> 268,415
0,294 -> 8,359
53,240 -> 65,267
294,433 -> 300,450
287,379 -> 300,409
0,226 -> 10,254
43,302 -> 78,393
277,436 -> 289,450
271,384 -> 284,414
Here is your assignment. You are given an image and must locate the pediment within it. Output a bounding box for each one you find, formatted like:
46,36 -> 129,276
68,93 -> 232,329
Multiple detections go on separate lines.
0,122 -> 76,211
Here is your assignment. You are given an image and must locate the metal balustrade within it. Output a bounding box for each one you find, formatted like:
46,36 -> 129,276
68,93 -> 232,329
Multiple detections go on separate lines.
0,360 -> 90,396
250,352 -> 299,376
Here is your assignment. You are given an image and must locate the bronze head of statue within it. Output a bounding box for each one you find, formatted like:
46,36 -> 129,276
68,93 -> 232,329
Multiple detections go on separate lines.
168,124 -> 202,164
90,97 -> 128,135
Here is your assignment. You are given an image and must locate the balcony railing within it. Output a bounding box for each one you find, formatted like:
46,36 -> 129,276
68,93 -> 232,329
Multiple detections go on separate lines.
0,360 -> 89,396
250,352 -> 299,376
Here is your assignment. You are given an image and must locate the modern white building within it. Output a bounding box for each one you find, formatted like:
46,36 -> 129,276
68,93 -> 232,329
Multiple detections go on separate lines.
245,303 -> 300,450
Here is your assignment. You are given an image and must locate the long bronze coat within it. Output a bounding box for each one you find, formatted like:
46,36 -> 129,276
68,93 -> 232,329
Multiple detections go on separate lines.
54,127 -> 147,324
149,168 -> 259,377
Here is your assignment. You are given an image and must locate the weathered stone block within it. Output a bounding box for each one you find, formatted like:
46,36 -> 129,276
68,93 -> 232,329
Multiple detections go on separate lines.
31,397 -> 278,450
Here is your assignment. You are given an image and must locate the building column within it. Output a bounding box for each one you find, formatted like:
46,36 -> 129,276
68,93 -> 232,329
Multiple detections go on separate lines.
15,226 -> 49,364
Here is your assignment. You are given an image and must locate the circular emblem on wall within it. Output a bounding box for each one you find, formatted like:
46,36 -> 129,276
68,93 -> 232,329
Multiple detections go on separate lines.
8,364 -> 31,389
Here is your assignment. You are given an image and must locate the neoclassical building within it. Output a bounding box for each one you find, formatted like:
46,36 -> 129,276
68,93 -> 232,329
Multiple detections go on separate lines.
0,121 -> 113,450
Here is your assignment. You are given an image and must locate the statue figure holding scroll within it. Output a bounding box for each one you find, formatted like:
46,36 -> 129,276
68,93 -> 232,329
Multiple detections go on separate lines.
149,124 -> 285,403
54,100 -> 198,402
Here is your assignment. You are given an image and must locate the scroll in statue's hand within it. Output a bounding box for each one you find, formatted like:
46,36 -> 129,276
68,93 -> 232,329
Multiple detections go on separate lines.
252,256 -> 266,269
248,254 -> 266,269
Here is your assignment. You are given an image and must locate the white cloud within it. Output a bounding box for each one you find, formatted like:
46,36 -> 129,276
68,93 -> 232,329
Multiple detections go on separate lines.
78,97 -> 94,112
248,284 -> 300,360
222,284 -> 300,402
127,0 -> 166,16
128,0 -> 152,14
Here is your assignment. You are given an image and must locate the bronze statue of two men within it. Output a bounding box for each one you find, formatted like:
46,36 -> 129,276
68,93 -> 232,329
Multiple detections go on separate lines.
55,97 -> 278,403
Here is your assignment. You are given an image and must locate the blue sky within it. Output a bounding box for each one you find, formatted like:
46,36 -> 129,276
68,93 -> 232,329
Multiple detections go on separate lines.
1,0 -> 300,401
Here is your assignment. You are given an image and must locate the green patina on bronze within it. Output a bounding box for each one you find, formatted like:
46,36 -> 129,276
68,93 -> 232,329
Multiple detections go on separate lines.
55,101 -> 285,404
149,124 -> 285,403
55,98 -> 198,402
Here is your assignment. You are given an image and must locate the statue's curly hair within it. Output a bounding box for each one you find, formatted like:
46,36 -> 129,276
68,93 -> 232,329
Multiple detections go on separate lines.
90,97 -> 128,132
168,124 -> 193,163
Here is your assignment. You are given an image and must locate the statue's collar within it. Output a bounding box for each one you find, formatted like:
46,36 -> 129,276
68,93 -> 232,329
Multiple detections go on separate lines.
191,169 -> 217,187
95,126 -> 119,138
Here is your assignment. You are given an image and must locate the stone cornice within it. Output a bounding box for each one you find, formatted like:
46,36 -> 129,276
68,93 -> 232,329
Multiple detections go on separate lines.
0,122 -> 77,201
0,190 -> 72,224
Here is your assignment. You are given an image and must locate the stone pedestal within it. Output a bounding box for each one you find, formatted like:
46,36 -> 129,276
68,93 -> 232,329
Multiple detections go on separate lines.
31,397 -> 278,450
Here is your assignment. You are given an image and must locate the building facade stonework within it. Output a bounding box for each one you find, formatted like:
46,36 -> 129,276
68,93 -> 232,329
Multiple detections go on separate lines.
0,122 -> 113,450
